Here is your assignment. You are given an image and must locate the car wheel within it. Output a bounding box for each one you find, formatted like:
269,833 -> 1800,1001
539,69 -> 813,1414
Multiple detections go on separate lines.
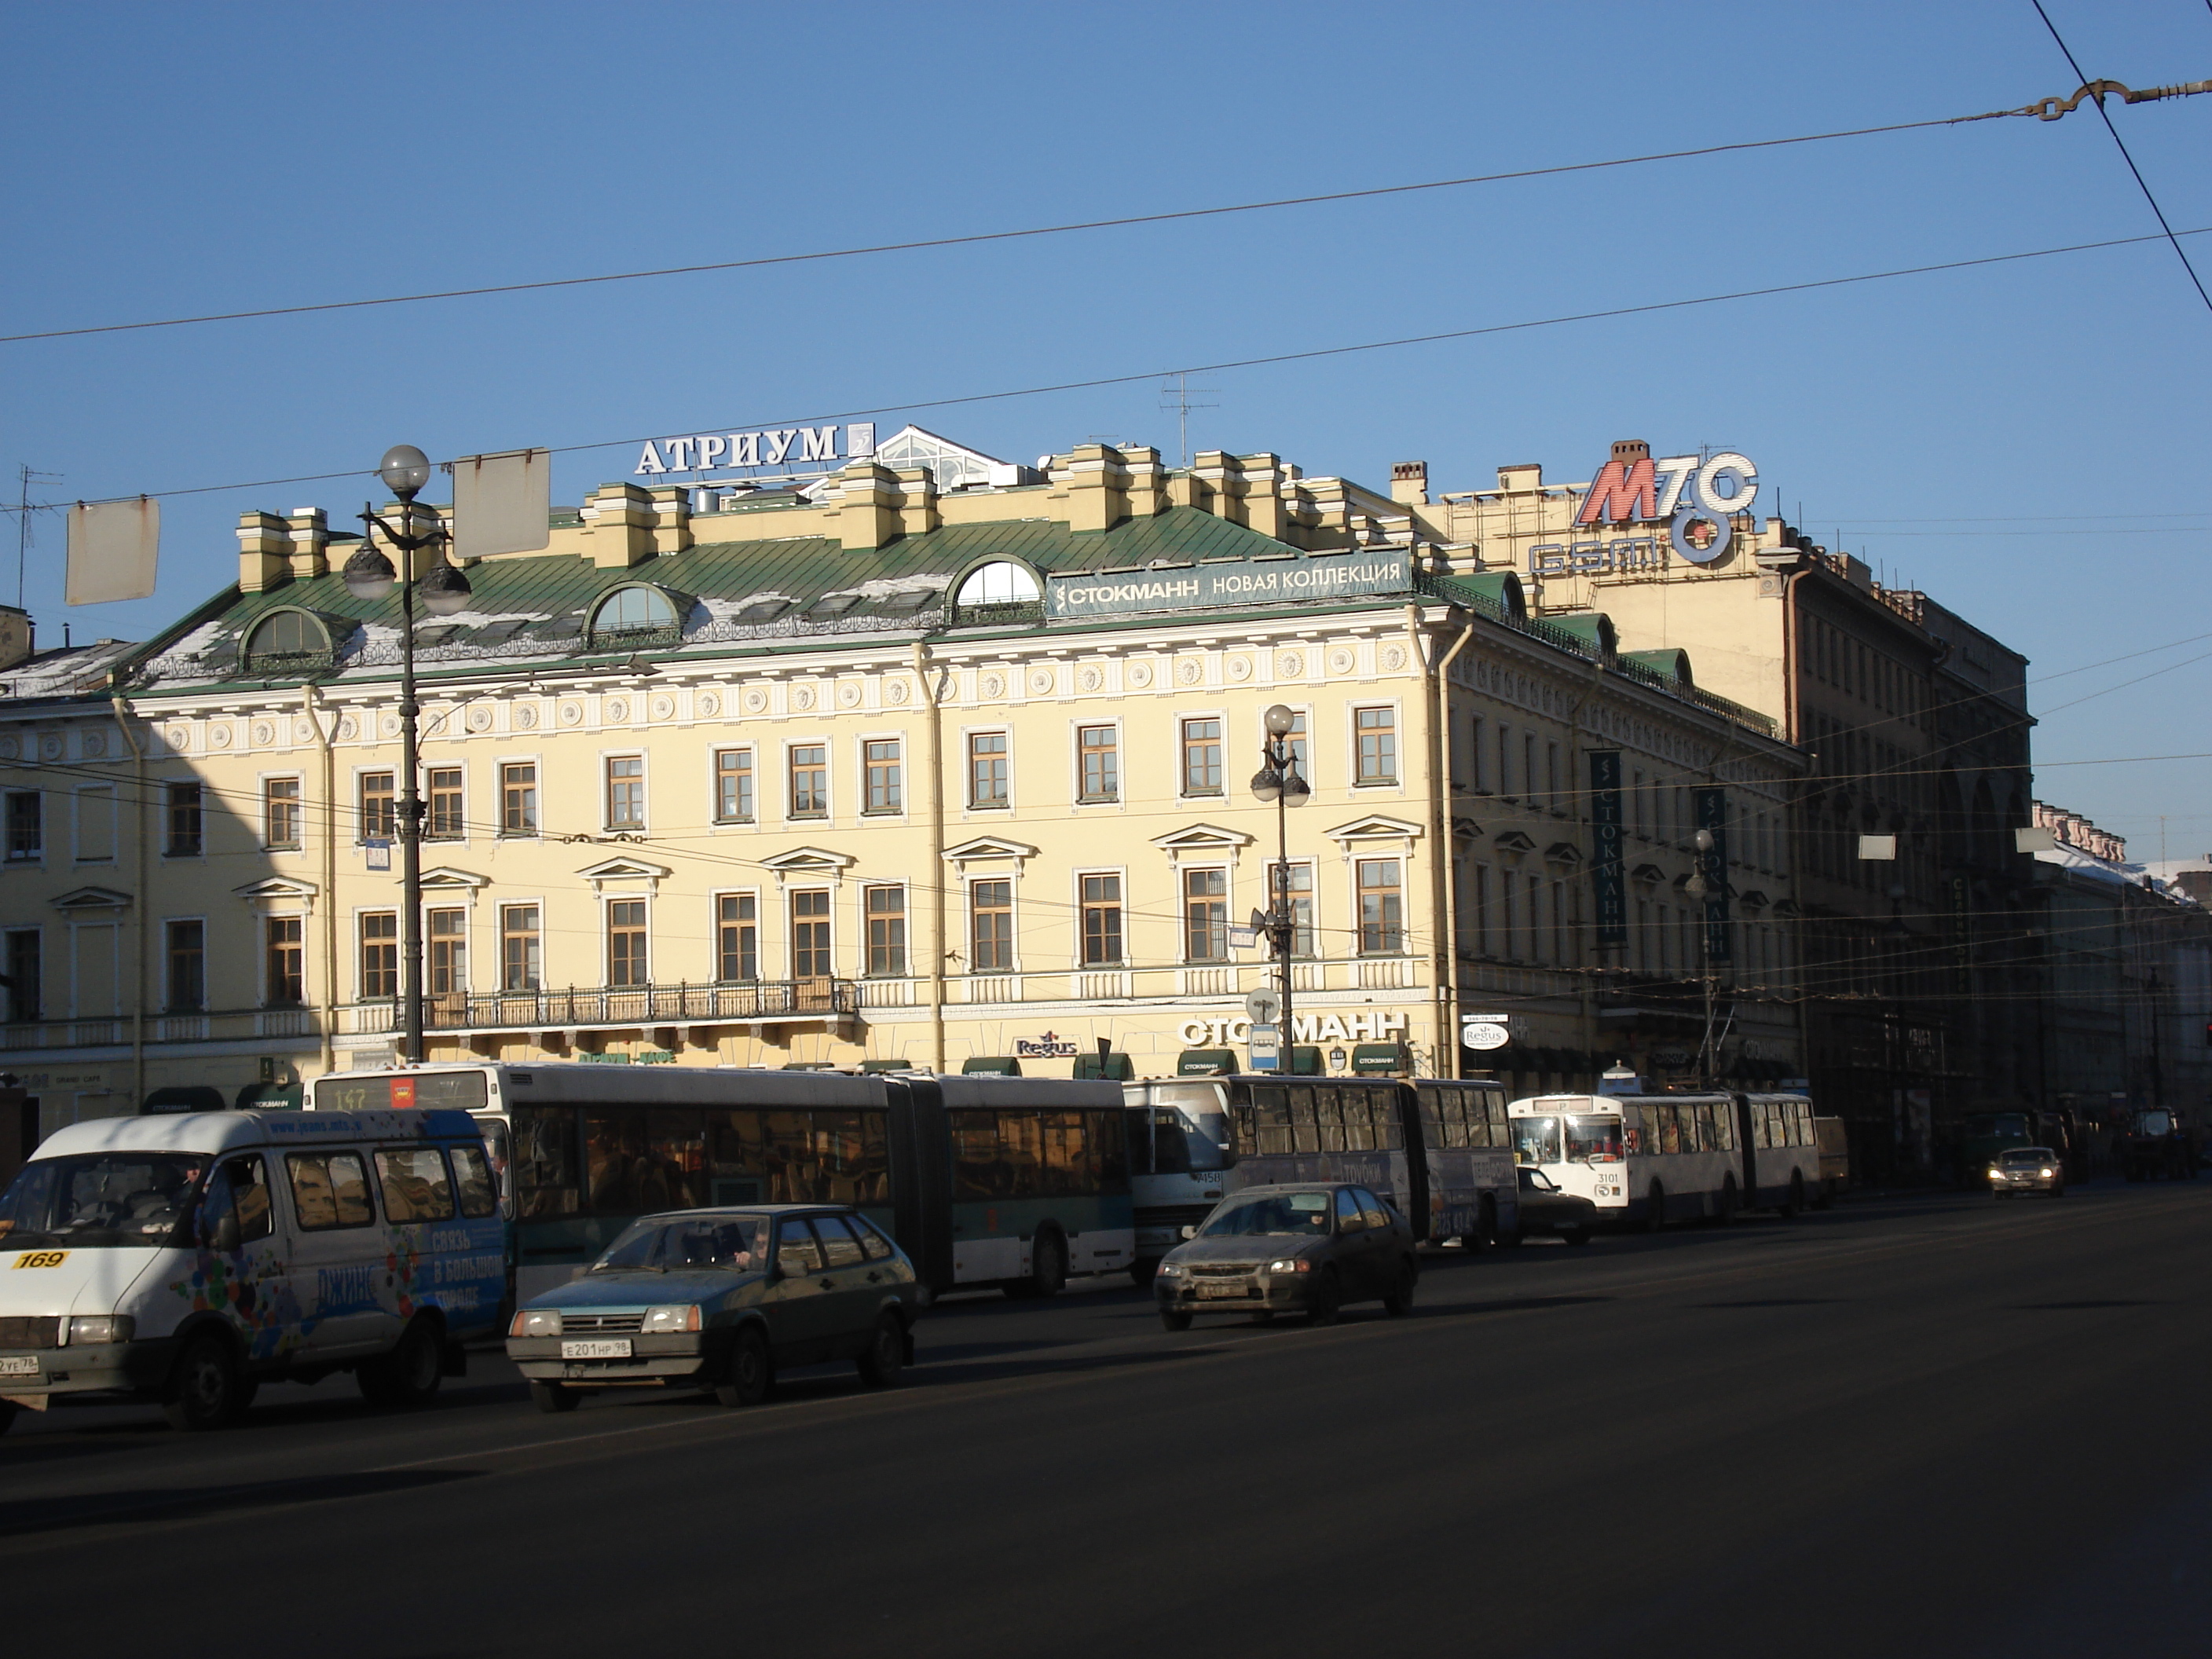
1564,1228 -> 1593,1247
2053,1182 -> 2067,1199
1646,1182 -> 1667,1233
1714,1177 -> 1738,1226
0,1401 -> 16,1437
529,1381 -> 580,1415
855,1314 -> 906,1389
715,1327 -> 773,1408
1381,1261 -> 1415,1317
1160,1309 -> 1193,1332
358,1317 -> 445,1410
163,1332 -> 241,1432
1308,1268 -> 1342,1327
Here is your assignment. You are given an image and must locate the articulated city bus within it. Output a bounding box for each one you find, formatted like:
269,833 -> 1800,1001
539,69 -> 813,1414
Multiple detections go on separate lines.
310,1063 -> 1133,1302
1507,1091 -> 1822,1229
1151,1074 -> 1518,1247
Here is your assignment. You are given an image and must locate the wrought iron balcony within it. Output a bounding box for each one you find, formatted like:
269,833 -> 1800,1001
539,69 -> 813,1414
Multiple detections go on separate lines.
341,979 -> 858,1037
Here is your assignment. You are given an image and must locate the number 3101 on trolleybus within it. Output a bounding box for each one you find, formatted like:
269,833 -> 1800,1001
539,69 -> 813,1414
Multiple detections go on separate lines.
311,1063 -> 1134,1303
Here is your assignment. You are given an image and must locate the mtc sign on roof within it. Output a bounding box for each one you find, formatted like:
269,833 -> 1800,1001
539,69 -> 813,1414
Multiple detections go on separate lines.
1572,441 -> 1759,565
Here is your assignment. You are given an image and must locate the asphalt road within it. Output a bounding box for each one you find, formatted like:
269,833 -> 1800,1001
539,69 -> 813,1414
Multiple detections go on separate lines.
5,1179 -> 2209,1657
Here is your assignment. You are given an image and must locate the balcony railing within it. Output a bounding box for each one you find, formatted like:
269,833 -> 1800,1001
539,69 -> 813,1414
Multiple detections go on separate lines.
340,980 -> 858,1036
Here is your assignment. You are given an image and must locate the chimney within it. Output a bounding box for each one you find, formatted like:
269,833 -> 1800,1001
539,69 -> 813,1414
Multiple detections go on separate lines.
1610,439 -> 1650,463
0,606 -> 31,672
1390,461 -> 1429,507
238,511 -> 291,592
286,507 -> 329,581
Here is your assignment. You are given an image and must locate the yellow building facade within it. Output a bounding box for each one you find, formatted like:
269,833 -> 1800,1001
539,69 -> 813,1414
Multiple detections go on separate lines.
0,429 -> 1803,1138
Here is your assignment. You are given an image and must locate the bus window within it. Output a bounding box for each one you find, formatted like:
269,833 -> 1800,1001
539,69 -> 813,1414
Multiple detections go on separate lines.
1566,1115 -> 1622,1163
1241,1085 -> 1293,1156
1793,1101 -> 1812,1146
1657,1107 -> 1681,1155
1364,1088 -> 1404,1152
1713,1104 -> 1736,1152
1042,1112 -> 1086,1197
646,1108 -> 709,1209
1513,1115 -> 1561,1166
1484,1095 -> 1510,1148
1091,1111 -> 1130,1192
1287,1085 -> 1320,1154
514,1104 -> 580,1217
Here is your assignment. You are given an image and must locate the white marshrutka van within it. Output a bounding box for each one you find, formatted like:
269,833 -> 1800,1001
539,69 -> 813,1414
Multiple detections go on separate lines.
0,1108 -> 506,1434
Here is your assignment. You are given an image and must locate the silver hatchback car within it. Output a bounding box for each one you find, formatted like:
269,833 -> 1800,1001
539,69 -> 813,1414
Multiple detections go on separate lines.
1988,1147 -> 2065,1199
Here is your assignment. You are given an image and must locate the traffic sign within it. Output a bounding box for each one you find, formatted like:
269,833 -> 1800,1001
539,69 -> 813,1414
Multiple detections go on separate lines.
1244,987 -> 1283,1027
1247,1024 -> 1282,1071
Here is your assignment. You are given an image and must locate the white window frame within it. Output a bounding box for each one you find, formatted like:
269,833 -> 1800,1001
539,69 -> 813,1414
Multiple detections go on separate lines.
497,755 -> 544,839
858,731 -> 907,819
601,750 -> 648,833
965,873 -> 1019,974
783,737 -> 832,823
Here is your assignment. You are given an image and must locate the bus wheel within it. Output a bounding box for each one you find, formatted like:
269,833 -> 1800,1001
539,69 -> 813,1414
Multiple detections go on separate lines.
1160,1309 -> 1193,1333
1782,1171 -> 1806,1218
1645,1183 -> 1667,1233
856,1314 -> 906,1389
716,1328 -> 772,1408
1714,1177 -> 1738,1226
1308,1269 -> 1343,1327
1563,1228 -> 1593,1247
1465,1197 -> 1496,1253
529,1381 -> 580,1414
163,1332 -> 242,1432
1006,1231 -> 1067,1300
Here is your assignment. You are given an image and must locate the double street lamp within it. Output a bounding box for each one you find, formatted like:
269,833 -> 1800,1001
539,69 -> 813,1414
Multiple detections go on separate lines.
342,445 -> 473,1064
1248,704 -> 1310,1071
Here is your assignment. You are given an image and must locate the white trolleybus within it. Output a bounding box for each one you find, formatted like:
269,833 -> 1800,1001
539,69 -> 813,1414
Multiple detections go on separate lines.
1507,1090 -> 1822,1230
311,1062 -> 1133,1303
1124,1073 -> 1518,1262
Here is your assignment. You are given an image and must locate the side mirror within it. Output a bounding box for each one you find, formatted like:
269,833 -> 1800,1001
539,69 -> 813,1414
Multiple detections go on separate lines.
1179,1225 -> 1197,1240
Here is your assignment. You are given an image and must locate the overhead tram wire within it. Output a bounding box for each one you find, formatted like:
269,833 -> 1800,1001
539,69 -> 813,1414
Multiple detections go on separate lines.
2031,2 -> 2212,317
9,221 -> 2212,522
6,75 -> 2208,350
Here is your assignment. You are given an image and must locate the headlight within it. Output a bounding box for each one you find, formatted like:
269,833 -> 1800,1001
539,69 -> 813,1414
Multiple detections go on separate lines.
641,1306 -> 701,1334
67,1315 -> 133,1345
512,1309 -> 562,1339
1155,1262 -> 1183,1276
1266,1258 -> 1312,1274
1987,1168 -> 2005,1181
2040,1168 -> 2053,1178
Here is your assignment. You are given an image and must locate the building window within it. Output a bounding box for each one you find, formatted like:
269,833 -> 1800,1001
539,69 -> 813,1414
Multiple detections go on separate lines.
426,768 -> 463,840
1472,864 -> 1492,956
165,782 -> 203,857
714,749 -> 753,823
165,920 -> 205,1013
865,740 -> 903,814
791,890 -> 831,979
261,778 -> 301,850
1184,868 -> 1228,961
361,912 -> 398,1000
1357,859 -> 1404,954
605,756 -> 645,830
866,886 -> 906,976
428,908 -> 466,996
502,905 -> 541,992
359,772 -> 394,842
1466,716 -> 1487,792
1181,719 -> 1223,797
607,899 -> 649,987
1,928 -> 38,1020
1276,862 -> 1315,957
1080,873 -> 1123,965
500,764 -> 537,837
1282,709 -> 1309,781
789,745 -> 827,819
970,880 -> 1013,971
266,915 -> 305,1007
1547,742 -> 1561,812
1356,708 -> 1397,786
968,732 -> 1009,808
717,894 -> 758,983
1079,726 -> 1119,803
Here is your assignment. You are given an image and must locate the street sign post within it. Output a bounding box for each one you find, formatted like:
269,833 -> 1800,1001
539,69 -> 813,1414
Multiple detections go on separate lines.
1248,1023 -> 1282,1071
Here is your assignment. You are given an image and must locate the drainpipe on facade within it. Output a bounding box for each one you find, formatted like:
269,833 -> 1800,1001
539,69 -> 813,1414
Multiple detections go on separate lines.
1781,559 -> 1812,1094
1404,605 -> 1449,1077
109,693 -> 147,1113
1567,654 -> 1607,1086
1429,610 -> 1478,1080
305,683 -> 337,1079
912,642 -> 946,1073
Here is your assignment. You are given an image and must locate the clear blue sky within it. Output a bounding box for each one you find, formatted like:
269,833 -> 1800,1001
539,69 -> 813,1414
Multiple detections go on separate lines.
4,1 -> 2206,849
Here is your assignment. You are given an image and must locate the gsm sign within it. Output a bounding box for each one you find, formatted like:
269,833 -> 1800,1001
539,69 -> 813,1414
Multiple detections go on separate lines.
1575,450 -> 1758,565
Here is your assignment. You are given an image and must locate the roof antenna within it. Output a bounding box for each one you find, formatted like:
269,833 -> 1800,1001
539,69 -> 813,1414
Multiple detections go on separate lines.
16,463 -> 62,610
1159,372 -> 1218,468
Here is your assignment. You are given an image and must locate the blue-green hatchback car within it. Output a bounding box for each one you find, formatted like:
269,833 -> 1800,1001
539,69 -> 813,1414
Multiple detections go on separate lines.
506,1204 -> 919,1412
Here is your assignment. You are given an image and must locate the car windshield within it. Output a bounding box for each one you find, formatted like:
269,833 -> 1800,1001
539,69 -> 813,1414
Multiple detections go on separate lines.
1999,1149 -> 2053,1167
1513,1115 -> 1562,1165
0,1152 -> 210,1249
1198,1192 -> 1331,1238
1566,1115 -> 1624,1163
2136,1111 -> 2173,1136
591,1214 -> 769,1273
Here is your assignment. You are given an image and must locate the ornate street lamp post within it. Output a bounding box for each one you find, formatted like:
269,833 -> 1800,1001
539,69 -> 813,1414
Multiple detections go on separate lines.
1248,704 -> 1311,1070
341,445 -> 472,1063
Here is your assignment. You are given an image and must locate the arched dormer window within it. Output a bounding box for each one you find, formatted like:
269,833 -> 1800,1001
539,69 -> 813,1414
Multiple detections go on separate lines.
588,584 -> 684,648
242,607 -> 337,674
956,562 -> 1041,606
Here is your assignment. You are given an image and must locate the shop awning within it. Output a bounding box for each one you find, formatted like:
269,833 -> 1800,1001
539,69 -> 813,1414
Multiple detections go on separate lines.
1351,1042 -> 1410,1075
961,1057 -> 1023,1076
232,1082 -> 302,1111
1072,1052 -> 1135,1080
143,1085 -> 227,1115
1177,1049 -> 1237,1077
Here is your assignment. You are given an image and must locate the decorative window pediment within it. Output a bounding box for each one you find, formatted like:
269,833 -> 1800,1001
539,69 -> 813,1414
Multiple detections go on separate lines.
759,847 -> 855,886
943,835 -> 1038,869
1324,815 -> 1424,850
1629,862 -> 1666,885
53,885 -> 133,913
421,867 -> 492,899
1491,830 -> 1537,855
1738,888 -> 1771,910
1451,815 -> 1483,841
1544,841 -> 1584,866
1151,823 -> 1252,870
233,876 -> 319,906
577,856 -> 673,894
